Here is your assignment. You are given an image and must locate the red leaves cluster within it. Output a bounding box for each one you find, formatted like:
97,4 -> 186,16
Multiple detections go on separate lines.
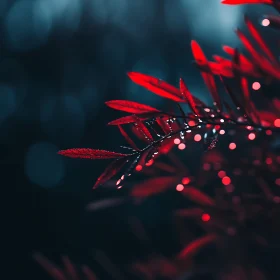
57,7 -> 280,191
193,16 -> 280,81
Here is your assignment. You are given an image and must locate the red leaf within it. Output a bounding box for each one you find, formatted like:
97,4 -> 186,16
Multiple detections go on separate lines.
108,115 -> 137,125
182,187 -> 215,206
131,176 -> 177,197
133,117 -> 153,142
158,137 -> 175,154
93,157 -> 128,189
178,234 -> 217,259
128,72 -> 185,102
105,100 -> 159,114
191,40 -> 222,110
118,125 -> 139,151
221,0 -> 273,4
156,118 -> 171,134
209,59 -> 234,77
236,28 -> 280,79
108,112 -> 165,126
179,78 -> 200,116
58,149 -> 129,159
244,16 -> 277,63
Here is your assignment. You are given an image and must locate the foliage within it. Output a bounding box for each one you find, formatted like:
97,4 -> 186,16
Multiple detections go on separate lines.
36,0 -> 280,279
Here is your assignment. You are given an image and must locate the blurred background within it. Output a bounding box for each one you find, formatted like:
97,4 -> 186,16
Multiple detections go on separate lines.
3,0 -> 278,279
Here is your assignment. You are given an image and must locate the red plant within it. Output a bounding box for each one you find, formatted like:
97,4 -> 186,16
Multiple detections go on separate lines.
36,1 -> 280,279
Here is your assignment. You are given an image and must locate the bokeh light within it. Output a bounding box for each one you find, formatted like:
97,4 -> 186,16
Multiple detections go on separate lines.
229,143 -> 236,150
218,170 -> 226,178
176,184 -> 184,192
222,176 -> 231,186
194,134 -> 202,142
261,18 -> 270,26
252,82 -> 261,90
182,177 -> 190,185
201,213 -> 210,222
135,165 -> 142,172
274,119 -> 280,127
178,143 -> 186,150
248,132 -> 256,140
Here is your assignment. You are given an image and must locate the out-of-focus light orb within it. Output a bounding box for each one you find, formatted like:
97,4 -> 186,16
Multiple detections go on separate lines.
188,120 -> 196,127
176,184 -> 184,192
178,143 -> 186,150
218,170 -> 226,178
261,18 -> 270,26
182,177 -> 190,185
274,119 -> 280,127
219,129 -> 225,135
266,130 -> 272,136
203,163 -> 211,171
135,165 -> 142,171
275,178 -> 280,186
0,85 -> 16,124
25,142 -> 65,188
222,176 -> 231,186
201,213 -> 210,222
229,142 -> 236,150
174,138 -> 181,145
226,184 -> 234,193
266,157 -> 273,165
5,0 -> 52,51
252,82 -> 261,90
194,134 -> 201,142
248,132 -> 256,140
